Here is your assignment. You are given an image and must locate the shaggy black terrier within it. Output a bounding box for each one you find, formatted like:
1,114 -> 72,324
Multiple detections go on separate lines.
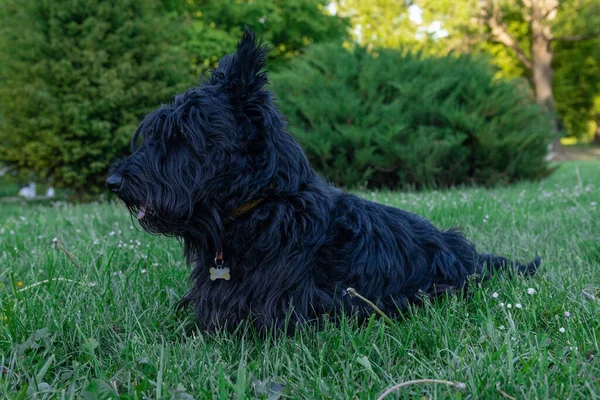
107,29 -> 539,332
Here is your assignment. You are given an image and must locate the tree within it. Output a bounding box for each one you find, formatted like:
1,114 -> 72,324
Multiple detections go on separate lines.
553,35 -> 600,142
334,0 -> 418,49
0,0 -> 192,193
478,1 -> 598,118
167,0 -> 349,76
335,0 -> 600,141
423,0 -> 600,143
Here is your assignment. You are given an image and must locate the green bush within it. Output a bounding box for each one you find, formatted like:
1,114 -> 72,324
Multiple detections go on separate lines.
167,0 -> 349,76
271,44 -> 554,188
0,0 -> 192,193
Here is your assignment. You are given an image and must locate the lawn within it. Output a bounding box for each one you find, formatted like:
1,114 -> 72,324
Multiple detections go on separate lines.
1,161 -> 599,399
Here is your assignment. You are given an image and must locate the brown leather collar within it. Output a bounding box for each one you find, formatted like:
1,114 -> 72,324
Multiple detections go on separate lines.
223,184 -> 273,225
229,196 -> 267,220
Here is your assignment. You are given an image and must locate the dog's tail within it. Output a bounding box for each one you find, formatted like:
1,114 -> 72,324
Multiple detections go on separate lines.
477,253 -> 541,279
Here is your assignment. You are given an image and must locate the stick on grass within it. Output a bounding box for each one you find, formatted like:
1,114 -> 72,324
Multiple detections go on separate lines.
376,379 -> 467,400
53,238 -> 81,270
17,277 -> 97,292
346,287 -> 394,325
582,289 -> 599,303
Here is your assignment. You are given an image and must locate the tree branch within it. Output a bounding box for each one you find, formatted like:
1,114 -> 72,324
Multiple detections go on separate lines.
520,0 -> 532,22
551,32 -> 600,42
542,4 -> 559,20
480,0 -> 533,70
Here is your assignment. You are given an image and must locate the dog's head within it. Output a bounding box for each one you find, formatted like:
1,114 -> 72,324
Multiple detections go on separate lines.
107,28 -> 313,240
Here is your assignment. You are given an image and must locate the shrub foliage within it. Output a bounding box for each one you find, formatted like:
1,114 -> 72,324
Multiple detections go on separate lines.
0,0 -> 192,192
271,44 -> 554,188
166,0 -> 349,75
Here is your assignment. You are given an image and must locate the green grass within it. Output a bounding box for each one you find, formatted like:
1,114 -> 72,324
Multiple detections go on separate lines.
1,161 -> 599,399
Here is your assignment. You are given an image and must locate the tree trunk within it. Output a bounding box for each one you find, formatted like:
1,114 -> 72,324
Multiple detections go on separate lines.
531,40 -> 554,109
531,0 -> 562,155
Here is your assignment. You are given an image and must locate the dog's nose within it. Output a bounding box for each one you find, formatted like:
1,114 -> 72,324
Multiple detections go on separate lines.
105,174 -> 123,191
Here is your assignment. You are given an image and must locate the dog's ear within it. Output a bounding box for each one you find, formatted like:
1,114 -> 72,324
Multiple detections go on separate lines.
211,27 -> 269,102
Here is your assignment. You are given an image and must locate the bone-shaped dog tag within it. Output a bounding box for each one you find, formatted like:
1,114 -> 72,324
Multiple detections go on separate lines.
210,267 -> 231,281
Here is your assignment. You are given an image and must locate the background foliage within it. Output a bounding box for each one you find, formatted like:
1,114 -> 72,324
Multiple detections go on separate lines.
0,0 -> 347,193
166,0 -> 349,75
336,0 -> 600,141
0,0 -> 597,194
272,44 -> 553,188
0,0 -> 192,192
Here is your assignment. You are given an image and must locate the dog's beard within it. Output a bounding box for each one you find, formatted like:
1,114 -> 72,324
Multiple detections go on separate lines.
116,190 -> 172,235
119,194 -> 200,238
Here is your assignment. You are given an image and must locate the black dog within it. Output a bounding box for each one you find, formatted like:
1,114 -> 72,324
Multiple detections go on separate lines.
107,29 -> 539,332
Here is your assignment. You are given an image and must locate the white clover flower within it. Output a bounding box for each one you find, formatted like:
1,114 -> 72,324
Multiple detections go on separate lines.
507,303 -> 512,309
515,303 -> 522,309
141,269 -> 148,274
52,237 -> 58,243
499,302 -> 505,307
109,231 -> 115,236
499,325 -> 505,330
492,292 -> 499,299
559,327 -> 566,333
564,311 -> 570,318
527,288 -> 536,295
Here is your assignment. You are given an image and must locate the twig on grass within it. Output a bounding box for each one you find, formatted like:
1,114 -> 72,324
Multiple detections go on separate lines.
582,289 -> 599,303
17,277 -> 97,292
346,287 -> 394,325
53,238 -> 81,270
498,388 -> 517,400
376,379 -> 467,400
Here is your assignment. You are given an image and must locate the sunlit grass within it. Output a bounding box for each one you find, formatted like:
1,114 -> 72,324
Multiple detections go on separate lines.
1,161 -> 599,399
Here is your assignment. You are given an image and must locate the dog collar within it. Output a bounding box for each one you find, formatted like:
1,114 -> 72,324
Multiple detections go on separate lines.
212,186 -> 273,281
225,196 -> 267,223
223,183 -> 274,225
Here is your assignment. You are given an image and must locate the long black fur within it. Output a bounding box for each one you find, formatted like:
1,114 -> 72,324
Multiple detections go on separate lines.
108,28 -> 540,332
